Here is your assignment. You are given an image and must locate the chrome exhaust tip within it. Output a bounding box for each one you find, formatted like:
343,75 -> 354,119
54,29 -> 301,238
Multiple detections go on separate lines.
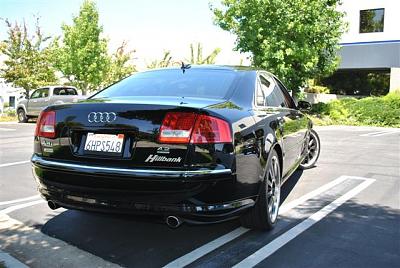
47,200 -> 60,210
166,215 -> 183,228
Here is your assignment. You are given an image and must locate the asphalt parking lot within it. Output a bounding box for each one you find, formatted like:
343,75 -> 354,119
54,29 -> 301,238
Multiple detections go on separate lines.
0,123 -> 399,268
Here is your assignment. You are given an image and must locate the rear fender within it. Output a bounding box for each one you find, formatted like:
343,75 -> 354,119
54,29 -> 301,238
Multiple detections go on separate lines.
253,127 -> 284,199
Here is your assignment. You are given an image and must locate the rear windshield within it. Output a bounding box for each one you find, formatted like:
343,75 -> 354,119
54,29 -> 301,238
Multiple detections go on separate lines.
93,69 -> 237,99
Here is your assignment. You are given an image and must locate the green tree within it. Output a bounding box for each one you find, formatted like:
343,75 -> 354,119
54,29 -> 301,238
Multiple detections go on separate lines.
212,0 -> 346,93
103,41 -> 136,86
147,50 -> 174,69
187,43 -> 221,64
0,18 -> 57,96
55,0 -> 109,95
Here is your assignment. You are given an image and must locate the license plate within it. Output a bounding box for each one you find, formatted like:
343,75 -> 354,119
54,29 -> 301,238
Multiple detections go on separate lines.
84,133 -> 124,153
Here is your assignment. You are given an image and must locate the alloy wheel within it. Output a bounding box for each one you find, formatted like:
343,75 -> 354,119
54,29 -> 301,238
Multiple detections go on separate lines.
302,131 -> 319,167
266,155 -> 280,223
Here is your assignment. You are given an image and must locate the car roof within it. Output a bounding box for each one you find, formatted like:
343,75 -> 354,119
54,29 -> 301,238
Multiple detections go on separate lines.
145,64 -> 259,73
34,85 -> 77,90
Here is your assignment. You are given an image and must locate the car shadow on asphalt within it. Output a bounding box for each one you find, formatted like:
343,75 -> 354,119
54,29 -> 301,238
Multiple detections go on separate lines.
281,169 -> 303,204
39,170 -> 304,267
41,209 -> 240,267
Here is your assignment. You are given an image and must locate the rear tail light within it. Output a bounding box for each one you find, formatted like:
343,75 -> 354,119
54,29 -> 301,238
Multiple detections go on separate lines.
35,110 -> 56,138
158,112 -> 232,144
190,115 -> 232,144
158,112 -> 197,143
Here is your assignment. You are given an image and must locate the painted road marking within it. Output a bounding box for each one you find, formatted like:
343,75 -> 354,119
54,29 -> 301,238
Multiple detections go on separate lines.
0,195 -> 40,206
163,227 -> 249,268
233,177 -> 375,268
0,127 -> 16,131
360,130 -> 400,137
0,160 -> 30,168
0,200 -> 45,215
163,175 -> 351,268
0,122 -> 34,125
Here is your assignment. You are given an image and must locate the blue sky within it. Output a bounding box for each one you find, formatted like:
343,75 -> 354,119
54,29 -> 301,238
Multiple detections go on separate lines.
0,0 -> 249,69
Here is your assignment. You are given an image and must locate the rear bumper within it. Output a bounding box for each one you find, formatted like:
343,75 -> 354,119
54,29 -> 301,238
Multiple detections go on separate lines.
32,154 -> 232,179
31,154 -> 256,220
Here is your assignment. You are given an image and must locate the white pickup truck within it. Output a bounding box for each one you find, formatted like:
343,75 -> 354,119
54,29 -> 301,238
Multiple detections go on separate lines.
17,86 -> 85,122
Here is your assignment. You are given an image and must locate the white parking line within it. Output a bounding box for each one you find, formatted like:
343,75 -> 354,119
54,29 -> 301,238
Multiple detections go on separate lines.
163,175 -> 351,268
0,195 -> 40,206
233,177 -> 375,268
0,200 -> 45,215
0,160 -> 30,168
0,127 -> 16,131
163,227 -> 249,268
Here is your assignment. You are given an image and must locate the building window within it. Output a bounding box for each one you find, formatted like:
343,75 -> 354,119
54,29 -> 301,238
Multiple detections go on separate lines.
359,8 -> 385,33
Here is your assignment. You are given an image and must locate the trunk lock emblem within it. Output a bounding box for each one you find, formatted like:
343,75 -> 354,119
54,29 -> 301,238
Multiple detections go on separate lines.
87,112 -> 117,123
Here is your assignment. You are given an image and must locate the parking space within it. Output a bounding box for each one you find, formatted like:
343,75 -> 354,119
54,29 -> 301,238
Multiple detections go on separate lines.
0,123 -> 399,267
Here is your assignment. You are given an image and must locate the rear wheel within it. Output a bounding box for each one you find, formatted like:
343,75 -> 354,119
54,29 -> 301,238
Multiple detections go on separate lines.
17,108 -> 28,123
299,129 -> 320,169
240,150 -> 281,230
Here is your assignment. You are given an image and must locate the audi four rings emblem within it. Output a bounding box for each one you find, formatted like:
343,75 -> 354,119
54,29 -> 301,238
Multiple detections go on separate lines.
87,112 -> 117,123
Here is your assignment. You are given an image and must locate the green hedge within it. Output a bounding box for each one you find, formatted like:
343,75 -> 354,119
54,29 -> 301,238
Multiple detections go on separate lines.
310,92 -> 400,127
304,85 -> 330,94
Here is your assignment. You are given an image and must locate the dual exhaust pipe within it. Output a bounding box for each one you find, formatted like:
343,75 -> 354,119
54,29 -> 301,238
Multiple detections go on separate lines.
165,215 -> 183,228
47,200 -> 60,210
47,200 -> 184,228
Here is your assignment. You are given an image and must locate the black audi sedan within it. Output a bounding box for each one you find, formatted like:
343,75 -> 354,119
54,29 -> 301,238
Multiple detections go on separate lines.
31,65 -> 320,230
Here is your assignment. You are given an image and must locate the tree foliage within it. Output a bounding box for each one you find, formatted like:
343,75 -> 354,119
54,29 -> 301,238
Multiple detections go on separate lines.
187,43 -> 221,64
212,0 -> 346,92
147,50 -> 175,69
147,43 -> 222,70
54,0 -> 109,94
0,18 -> 57,95
103,41 -> 136,86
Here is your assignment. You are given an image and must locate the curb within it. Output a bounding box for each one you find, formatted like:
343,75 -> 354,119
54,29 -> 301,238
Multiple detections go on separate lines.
0,250 -> 28,268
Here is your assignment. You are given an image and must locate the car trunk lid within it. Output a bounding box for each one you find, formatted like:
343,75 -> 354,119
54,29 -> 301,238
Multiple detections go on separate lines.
41,96 -> 225,169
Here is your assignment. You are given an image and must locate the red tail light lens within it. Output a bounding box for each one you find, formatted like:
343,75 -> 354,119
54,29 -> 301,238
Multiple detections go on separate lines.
158,112 -> 232,144
35,111 -> 56,138
158,112 -> 197,143
190,114 -> 232,144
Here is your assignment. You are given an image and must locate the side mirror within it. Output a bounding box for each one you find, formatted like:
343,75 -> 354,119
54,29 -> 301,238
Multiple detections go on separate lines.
297,100 -> 311,111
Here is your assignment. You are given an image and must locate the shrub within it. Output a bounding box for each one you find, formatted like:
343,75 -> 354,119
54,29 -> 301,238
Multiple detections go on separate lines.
6,109 -> 16,117
304,85 -> 330,94
309,92 -> 400,127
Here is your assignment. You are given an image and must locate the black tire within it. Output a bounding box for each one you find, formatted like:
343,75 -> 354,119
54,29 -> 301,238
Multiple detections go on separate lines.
299,129 -> 320,169
240,149 -> 281,230
17,108 -> 28,123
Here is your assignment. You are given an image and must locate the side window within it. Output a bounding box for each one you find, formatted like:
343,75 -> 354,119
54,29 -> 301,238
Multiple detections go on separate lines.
274,78 -> 296,109
30,90 -> 41,99
256,78 -> 266,106
260,74 -> 287,108
54,87 -> 78,96
40,88 -> 49,98
67,88 -> 78,95
53,88 -> 62,95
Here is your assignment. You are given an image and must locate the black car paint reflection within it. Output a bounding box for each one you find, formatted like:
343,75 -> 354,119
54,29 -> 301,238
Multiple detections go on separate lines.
32,66 -> 312,223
